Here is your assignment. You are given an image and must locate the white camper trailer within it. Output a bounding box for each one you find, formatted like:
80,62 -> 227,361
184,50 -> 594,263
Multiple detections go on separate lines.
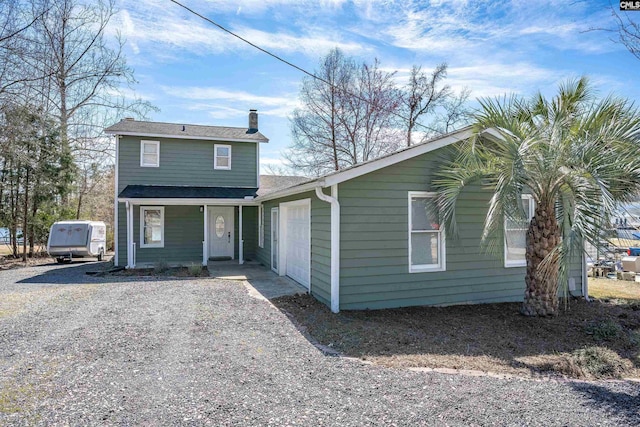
47,220 -> 106,263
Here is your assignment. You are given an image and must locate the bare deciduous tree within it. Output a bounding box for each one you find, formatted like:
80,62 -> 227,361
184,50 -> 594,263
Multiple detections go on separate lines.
286,49 -> 404,176
402,64 -> 470,146
0,0 -> 154,259
287,49 -> 355,175
611,7 -> 639,60
286,50 -> 470,176
29,0 -> 154,211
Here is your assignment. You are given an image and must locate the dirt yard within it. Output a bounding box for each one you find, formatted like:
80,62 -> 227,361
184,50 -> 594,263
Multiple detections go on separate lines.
273,294 -> 640,380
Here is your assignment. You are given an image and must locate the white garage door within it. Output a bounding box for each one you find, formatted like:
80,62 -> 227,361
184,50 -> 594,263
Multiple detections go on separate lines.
284,202 -> 310,289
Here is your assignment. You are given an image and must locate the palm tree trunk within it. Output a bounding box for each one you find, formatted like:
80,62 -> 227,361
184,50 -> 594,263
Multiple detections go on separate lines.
522,203 -> 561,316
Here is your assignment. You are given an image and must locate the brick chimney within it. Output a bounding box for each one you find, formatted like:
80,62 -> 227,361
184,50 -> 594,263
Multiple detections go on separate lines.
248,109 -> 258,133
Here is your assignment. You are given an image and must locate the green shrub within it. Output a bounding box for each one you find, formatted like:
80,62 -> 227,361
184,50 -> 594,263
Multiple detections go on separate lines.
627,329 -> 640,348
153,260 -> 169,274
188,263 -> 204,276
570,346 -> 632,379
585,319 -> 623,341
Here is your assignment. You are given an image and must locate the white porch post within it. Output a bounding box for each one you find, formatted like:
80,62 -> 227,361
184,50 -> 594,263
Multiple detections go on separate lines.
239,205 -> 244,265
203,205 -> 208,266
126,201 -> 134,268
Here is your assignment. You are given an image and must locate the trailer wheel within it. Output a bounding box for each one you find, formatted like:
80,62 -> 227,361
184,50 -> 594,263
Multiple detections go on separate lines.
56,257 -> 65,264
97,250 -> 104,261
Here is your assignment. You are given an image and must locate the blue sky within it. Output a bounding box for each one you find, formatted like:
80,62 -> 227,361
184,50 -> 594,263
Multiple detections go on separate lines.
109,0 -> 640,171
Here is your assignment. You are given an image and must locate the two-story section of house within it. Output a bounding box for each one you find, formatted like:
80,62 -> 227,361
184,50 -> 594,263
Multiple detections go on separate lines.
106,110 -> 268,268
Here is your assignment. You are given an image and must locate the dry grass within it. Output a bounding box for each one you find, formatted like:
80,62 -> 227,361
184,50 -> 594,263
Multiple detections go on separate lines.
0,254 -> 53,271
589,278 -> 640,301
608,238 -> 640,249
0,245 -> 47,256
273,295 -> 640,380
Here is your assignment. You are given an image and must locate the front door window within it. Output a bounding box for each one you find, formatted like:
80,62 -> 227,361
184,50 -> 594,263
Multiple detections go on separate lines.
215,216 -> 225,238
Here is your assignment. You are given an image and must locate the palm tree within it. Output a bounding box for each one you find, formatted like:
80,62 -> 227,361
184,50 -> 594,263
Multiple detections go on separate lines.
434,77 -> 640,316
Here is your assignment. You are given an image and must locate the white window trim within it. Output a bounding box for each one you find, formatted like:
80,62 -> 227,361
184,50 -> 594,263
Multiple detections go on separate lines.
140,206 -> 164,248
504,194 -> 535,268
408,191 -> 446,273
258,204 -> 264,248
214,144 -> 232,170
140,140 -> 160,167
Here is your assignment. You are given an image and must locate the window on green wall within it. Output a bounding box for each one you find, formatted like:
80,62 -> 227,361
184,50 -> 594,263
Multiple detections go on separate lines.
140,206 -> 164,248
140,140 -> 160,167
504,194 -> 535,267
408,192 -> 445,273
214,144 -> 231,170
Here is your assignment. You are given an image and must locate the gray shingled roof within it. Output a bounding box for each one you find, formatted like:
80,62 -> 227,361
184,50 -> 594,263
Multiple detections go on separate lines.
257,175 -> 311,196
105,119 -> 268,142
119,185 -> 258,199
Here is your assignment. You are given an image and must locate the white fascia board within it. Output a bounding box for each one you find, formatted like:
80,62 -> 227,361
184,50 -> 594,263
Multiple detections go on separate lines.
105,131 -> 268,143
323,128 -> 474,187
255,180 -> 324,202
118,198 -> 259,206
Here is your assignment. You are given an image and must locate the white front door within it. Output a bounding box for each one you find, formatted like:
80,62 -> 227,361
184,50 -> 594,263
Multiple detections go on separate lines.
209,207 -> 234,259
282,200 -> 310,289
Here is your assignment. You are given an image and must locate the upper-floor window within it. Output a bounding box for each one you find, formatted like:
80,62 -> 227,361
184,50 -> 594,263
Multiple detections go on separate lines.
504,194 -> 535,267
408,191 -> 445,273
214,144 -> 232,170
140,140 -> 160,167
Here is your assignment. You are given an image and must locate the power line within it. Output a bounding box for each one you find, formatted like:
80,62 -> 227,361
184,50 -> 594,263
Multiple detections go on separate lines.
167,0 -> 443,135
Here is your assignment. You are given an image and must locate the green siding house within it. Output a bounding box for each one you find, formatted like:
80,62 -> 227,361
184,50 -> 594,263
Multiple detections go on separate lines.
107,115 -> 586,313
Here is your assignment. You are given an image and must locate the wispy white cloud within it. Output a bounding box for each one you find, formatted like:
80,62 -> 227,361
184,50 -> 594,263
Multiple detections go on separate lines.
447,62 -> 563,98
112,0 -> 364,59
161,86 -> 299,118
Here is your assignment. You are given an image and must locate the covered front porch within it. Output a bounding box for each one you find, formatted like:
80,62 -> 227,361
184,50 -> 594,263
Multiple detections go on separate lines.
117,185 -> 260,269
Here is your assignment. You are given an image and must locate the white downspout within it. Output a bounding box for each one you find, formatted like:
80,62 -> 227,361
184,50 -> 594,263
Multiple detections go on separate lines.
315,185 -> 340,313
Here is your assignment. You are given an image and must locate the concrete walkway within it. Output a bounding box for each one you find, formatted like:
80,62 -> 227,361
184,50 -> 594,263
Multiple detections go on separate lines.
207,260 -> 307,300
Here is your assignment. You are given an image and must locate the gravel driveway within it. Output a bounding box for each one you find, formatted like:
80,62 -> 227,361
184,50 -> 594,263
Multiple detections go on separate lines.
0,262 -> 639,426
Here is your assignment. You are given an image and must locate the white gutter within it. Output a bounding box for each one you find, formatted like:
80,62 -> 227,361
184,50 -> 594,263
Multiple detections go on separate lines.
315,185 -> 340,313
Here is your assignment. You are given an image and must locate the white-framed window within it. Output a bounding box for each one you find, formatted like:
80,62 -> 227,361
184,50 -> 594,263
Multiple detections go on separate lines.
258,204 -> 264,248
408,191 -> 445,273
214,144 -> 231,170
504,194 -> 535,267
140,140 -> 160,167
140,206 -> 164,248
